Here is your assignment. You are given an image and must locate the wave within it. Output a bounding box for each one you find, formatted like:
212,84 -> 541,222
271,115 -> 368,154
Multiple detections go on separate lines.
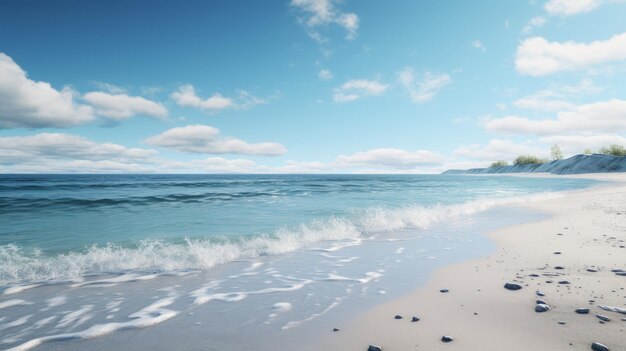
0,192 -> 562,287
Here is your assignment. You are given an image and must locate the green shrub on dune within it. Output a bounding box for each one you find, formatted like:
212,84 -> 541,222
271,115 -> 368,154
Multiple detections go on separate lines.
599,144 -> 626,157
490,160 -> 508,167
513,155 -> 547,166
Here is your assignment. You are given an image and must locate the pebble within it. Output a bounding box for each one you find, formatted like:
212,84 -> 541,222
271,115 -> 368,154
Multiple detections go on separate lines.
536,290 -> 546,297
333,328 -> 340,332
576,308 -> 590,314
587,268 -> 599,273
440,289 -> 449,293
596,314 -> 610,322
616,272 -> 626,276
555,266 -> 565,270
367,345 -> 383,351
553,252 -> 562,255
591,342 -> 610,351
558,321 -> 566,325
441,336 -> 453,343
394,315 -> 402,320
504,283 -> 522,291
536,299 -> 548,305
411,316 -> 420,322
535,304 -> 550,312
529,273 -> 540,277
558,280 -> 571,284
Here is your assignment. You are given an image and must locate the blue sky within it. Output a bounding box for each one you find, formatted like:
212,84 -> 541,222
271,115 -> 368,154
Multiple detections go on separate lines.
1,0 -> 626,173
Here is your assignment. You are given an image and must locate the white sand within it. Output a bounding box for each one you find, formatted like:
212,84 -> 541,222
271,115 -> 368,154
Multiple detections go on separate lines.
329,174 -> 626,350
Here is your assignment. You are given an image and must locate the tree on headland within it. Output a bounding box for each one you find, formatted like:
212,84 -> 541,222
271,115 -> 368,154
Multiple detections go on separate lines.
550,144 -> 563,161
490,160 -> 508,167
599,144 -> 626,157
583,148 -> 593,155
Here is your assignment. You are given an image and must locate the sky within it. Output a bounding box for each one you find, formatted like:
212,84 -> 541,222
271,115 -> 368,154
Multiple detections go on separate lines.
1,0 -> 626,174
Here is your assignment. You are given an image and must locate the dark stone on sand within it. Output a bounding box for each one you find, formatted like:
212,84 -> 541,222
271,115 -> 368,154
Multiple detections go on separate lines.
616,272 -> 626,276
587,268 -> 599,273
394,315 -> 402,320
576,308 -> 590,314
610,268 -> 624,273
368,345 -> 383,351
504,283 -> 522,291
411,316 -> 420,322
536,299 -> 548,305
555,266 -> 565,270
558,321 -> 566,325
440,289 -> 449,293
441,336 -> 453,343
333,328 -> 340,332
554,252 -> 562,254
529,274 -> 540,277
596,314 -> 610,322
558,280 -> 571,284
591,342 -> 610,351
536,290 -> 546,297
535,304 -> 550,312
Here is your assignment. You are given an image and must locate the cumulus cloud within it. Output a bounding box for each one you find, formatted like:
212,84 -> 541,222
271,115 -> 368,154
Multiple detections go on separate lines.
318,69 -> 334,80
397,68 -> 451,103
170,85 -> 265,113
515,33 -> 626,76
471,40 -> 486,52
485,99 -> 626,135
333,79 -> 388,102
0,133 -> 157,173
0,53 -> 94,129
335,148 -> 443,169
454,139 -> 545,161
522,16 -> 546,34
544,0 -> 602,15
290,0 -> 359,40
513,79 -> 602,111
145,125 -> 287,156
83,92 -> 168,120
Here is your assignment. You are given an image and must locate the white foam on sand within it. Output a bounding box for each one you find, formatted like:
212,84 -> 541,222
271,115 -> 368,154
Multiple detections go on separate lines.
5,296 -> 179,351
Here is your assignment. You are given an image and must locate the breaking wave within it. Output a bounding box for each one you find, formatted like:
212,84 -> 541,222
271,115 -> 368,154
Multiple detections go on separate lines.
0,192 -> 561,287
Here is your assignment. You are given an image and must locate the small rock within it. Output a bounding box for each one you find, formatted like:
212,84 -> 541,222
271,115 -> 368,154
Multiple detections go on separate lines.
504,283 -> 522,291
558,280 -> 571,284
591,342 -> 610,351
394,315 -> 402,320
411,316 -> 420,322
535,304 -> 550,312
610,268 -> 624,273
587,268 -> 599,273
554,252 -> 562,255
529,273 -> 540,277
440,289 -> 449,293
596,314 -> 610,322
558,321 -> 566,325
333,328 -> 340,332
367,345 -> 383,351
616,272 -> 626,276
536,299 -> 548,305
536,290 -> 546,297
576,308 -> 590,314
555,266 -> 565,270
441,336 -> 453,343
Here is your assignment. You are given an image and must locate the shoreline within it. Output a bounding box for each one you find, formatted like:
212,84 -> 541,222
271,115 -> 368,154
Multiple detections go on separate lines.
327,173 -> 626,350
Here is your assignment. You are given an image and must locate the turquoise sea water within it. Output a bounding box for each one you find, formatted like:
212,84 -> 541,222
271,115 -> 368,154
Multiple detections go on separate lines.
0,174 -> 596,286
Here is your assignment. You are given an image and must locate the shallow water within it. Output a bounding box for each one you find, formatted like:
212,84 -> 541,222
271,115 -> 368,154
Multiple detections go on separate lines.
0,174 -> 596,350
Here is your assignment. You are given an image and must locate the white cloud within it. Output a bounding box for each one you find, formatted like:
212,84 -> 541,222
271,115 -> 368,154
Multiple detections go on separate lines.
485,99 -> 626,135
170,85 -> 265,113
333,79 -> 388,102
0,52 -> 94,129
335,148 -> 443,168
544,0 -> 602,15
83,92 -> 167,120
471,40 -> 486,52
515,33 -> 626,76
0,133 -> 157,173
522,16 -> 546,34
318,69 -> 334,80
290,0 -> 359,40
89,81 -> 127,94
513,79 -> 602,111
145,125 -> 287,156
397,68 -> 451,103
454,139 -> 545,161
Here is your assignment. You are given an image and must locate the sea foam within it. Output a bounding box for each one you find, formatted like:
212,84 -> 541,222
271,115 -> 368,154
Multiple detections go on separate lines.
0,192 -> 561,288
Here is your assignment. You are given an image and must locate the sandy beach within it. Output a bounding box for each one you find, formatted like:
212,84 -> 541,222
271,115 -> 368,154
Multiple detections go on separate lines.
328,174 -> 626,351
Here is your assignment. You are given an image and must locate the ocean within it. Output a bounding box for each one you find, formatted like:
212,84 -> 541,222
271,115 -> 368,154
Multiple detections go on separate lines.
0,174 -> 597,350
